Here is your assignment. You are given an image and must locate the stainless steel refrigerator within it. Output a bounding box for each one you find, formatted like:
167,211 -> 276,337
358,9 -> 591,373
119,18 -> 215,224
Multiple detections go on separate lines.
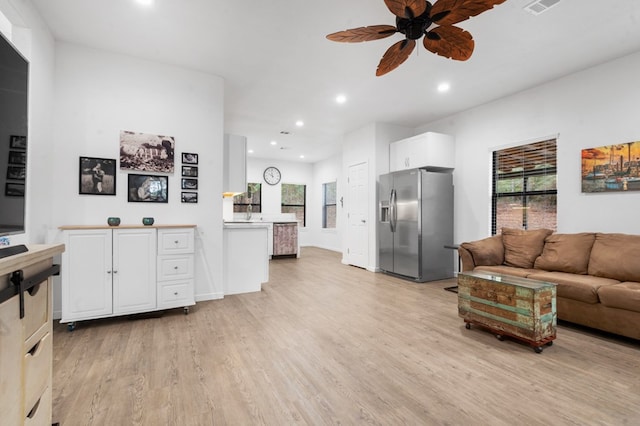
378,169 -> 454,282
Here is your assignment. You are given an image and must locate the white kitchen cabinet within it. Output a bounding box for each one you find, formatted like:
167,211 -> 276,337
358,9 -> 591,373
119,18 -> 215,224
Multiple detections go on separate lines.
60,225 -> 195,328
112,229 -> 157,315
62,228 -> 156,323
61,229 -> 113,321
223,133 -> 247,194
156,228 -> 195,311
223,224 -> 269,295
389,132 -> 455,172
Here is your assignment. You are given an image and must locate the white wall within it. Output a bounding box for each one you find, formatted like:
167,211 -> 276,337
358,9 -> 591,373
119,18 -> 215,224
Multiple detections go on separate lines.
309,152 -> 343,252
246,157 -> 313,245
49,43 -> 225,310
342,123 -> 413,271
417,51 -> 640,243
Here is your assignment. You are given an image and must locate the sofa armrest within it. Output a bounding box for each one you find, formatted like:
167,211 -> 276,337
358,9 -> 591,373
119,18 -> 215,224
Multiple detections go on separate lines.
458,246 -> 476,272
459,235 -> 505,271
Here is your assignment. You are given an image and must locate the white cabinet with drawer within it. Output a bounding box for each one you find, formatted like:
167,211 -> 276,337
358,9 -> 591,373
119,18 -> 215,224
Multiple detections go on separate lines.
59,225 -> 196,328
157,228 -> 195,312
61,228 -> 156,323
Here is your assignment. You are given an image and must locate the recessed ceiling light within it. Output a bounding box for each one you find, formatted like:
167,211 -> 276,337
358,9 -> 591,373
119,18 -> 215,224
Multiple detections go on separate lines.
247,149 -> 254,154
270,140 -> 277,146
299,155 -> 305,159
437,82 -> 450,93
336,94 -> 347,104
136,0 -> 154,6
295,120 -> 304,127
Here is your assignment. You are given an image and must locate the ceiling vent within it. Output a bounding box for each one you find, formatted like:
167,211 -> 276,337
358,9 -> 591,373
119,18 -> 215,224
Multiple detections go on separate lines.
524,0 -> 561,15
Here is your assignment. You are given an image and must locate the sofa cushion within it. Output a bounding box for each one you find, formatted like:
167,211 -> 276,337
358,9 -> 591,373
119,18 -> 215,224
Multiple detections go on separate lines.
588,233 -> 640,282
527,271 -> 619,304
597,282 -> 640,313
460,235 -> 504,267
502,228 -> 553,269
474,265 -> 539,278
534,233 -> 596,274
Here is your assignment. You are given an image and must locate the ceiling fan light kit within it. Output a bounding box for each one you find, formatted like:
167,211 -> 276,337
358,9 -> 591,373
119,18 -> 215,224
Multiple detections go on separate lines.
326,0 -> 507,76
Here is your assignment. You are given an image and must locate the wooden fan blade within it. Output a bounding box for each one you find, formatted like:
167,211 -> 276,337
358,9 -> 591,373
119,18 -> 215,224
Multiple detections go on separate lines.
384,0 -> 427,19
326,25 -> 397,43
376,39 -> 416,76
424,26 -> 474,60
430,0 -> 507,26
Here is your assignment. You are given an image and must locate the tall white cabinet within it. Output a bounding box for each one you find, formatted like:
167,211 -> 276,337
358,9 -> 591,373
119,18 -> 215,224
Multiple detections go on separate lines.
60,225 -> 195,329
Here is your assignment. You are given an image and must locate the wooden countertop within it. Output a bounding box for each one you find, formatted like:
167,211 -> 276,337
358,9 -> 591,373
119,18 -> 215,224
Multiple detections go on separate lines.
59,224 -> 197,230
0,244 -> 65,277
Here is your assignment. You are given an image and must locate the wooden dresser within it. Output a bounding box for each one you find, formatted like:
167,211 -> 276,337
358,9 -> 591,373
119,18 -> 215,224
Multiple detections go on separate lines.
0,244 -> 65,425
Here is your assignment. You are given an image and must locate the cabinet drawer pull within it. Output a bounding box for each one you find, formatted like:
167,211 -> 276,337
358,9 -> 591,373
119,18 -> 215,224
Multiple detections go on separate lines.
27,395 -> 42,419
174,266 -> 179,270
28,340 -> 41,356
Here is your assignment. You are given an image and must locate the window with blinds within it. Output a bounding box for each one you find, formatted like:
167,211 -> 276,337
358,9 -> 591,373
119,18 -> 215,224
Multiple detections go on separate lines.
281,183 -> 306,226
233,183 -> 262,213
322,181 -> 337,229
492,139 -> 557,234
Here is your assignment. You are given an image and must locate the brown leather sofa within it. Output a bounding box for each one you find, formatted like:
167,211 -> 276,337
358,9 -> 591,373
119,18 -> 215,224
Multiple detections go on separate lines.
458,229 -> 640,340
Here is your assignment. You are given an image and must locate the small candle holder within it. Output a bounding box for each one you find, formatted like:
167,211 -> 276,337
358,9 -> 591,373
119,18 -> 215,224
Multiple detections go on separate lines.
142,217 -> 155,226
107,217 -> 121,226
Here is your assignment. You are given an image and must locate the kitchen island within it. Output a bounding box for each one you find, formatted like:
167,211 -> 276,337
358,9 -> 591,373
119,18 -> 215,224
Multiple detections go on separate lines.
223,222 -> 269,295
225,216 -> 300,258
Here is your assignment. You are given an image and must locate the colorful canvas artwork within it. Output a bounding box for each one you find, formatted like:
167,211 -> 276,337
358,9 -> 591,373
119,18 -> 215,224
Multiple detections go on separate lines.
581,141 -> 640,193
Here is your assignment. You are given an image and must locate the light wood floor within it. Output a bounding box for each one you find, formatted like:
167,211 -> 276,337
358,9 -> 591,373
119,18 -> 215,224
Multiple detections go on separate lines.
52,247 -> 640,425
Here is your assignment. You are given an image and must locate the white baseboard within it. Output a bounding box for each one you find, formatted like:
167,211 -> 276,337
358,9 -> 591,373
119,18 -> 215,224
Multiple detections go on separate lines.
195,292 -> 224,302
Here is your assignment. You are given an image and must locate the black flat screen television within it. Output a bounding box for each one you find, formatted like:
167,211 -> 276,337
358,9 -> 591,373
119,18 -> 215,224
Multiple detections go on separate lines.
0,30 -> 29,237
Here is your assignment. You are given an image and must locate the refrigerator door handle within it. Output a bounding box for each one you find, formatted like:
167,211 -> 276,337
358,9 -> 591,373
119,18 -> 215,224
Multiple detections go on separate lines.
390,189 -> 397,232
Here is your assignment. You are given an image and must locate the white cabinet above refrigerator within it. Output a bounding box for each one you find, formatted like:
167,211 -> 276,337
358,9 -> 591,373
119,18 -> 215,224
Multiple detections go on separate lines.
389,132 -> 455,172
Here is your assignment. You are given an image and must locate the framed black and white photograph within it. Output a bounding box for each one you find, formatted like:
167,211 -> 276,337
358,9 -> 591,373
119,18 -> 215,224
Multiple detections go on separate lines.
8,150 -> 26,165
9,135 -> 27,149
79,157 -> 117,195
5,182 -> 25,197
119,130 -> 175,173
128,174 -> 168,203
182,152 -> 198,165
181,192 -> 198,203
181,178 -> 198,190
181,165 -> 198,177
6,165 -> 25,180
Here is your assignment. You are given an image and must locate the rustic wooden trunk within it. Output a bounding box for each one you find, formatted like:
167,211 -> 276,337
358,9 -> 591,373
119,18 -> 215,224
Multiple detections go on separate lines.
458,272 -> 557,352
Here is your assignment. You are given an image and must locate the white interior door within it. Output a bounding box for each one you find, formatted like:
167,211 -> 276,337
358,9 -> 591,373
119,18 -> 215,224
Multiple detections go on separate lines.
347,162 -> 368,268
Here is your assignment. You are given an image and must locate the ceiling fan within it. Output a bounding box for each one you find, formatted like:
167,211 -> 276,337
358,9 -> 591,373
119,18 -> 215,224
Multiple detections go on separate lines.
326,0 -> 507,76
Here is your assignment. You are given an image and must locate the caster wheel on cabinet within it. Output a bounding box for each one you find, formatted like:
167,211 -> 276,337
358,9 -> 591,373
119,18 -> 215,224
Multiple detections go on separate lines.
183,307 -> 189,315
496,334 -> 505,341
67,322 -> 76,332
534,346 -> 543,354
546,341 -> 554,346
465,323 -> 471,329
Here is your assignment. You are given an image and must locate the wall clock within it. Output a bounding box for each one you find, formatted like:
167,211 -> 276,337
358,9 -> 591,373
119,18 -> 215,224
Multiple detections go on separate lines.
263,166 -> 281,185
